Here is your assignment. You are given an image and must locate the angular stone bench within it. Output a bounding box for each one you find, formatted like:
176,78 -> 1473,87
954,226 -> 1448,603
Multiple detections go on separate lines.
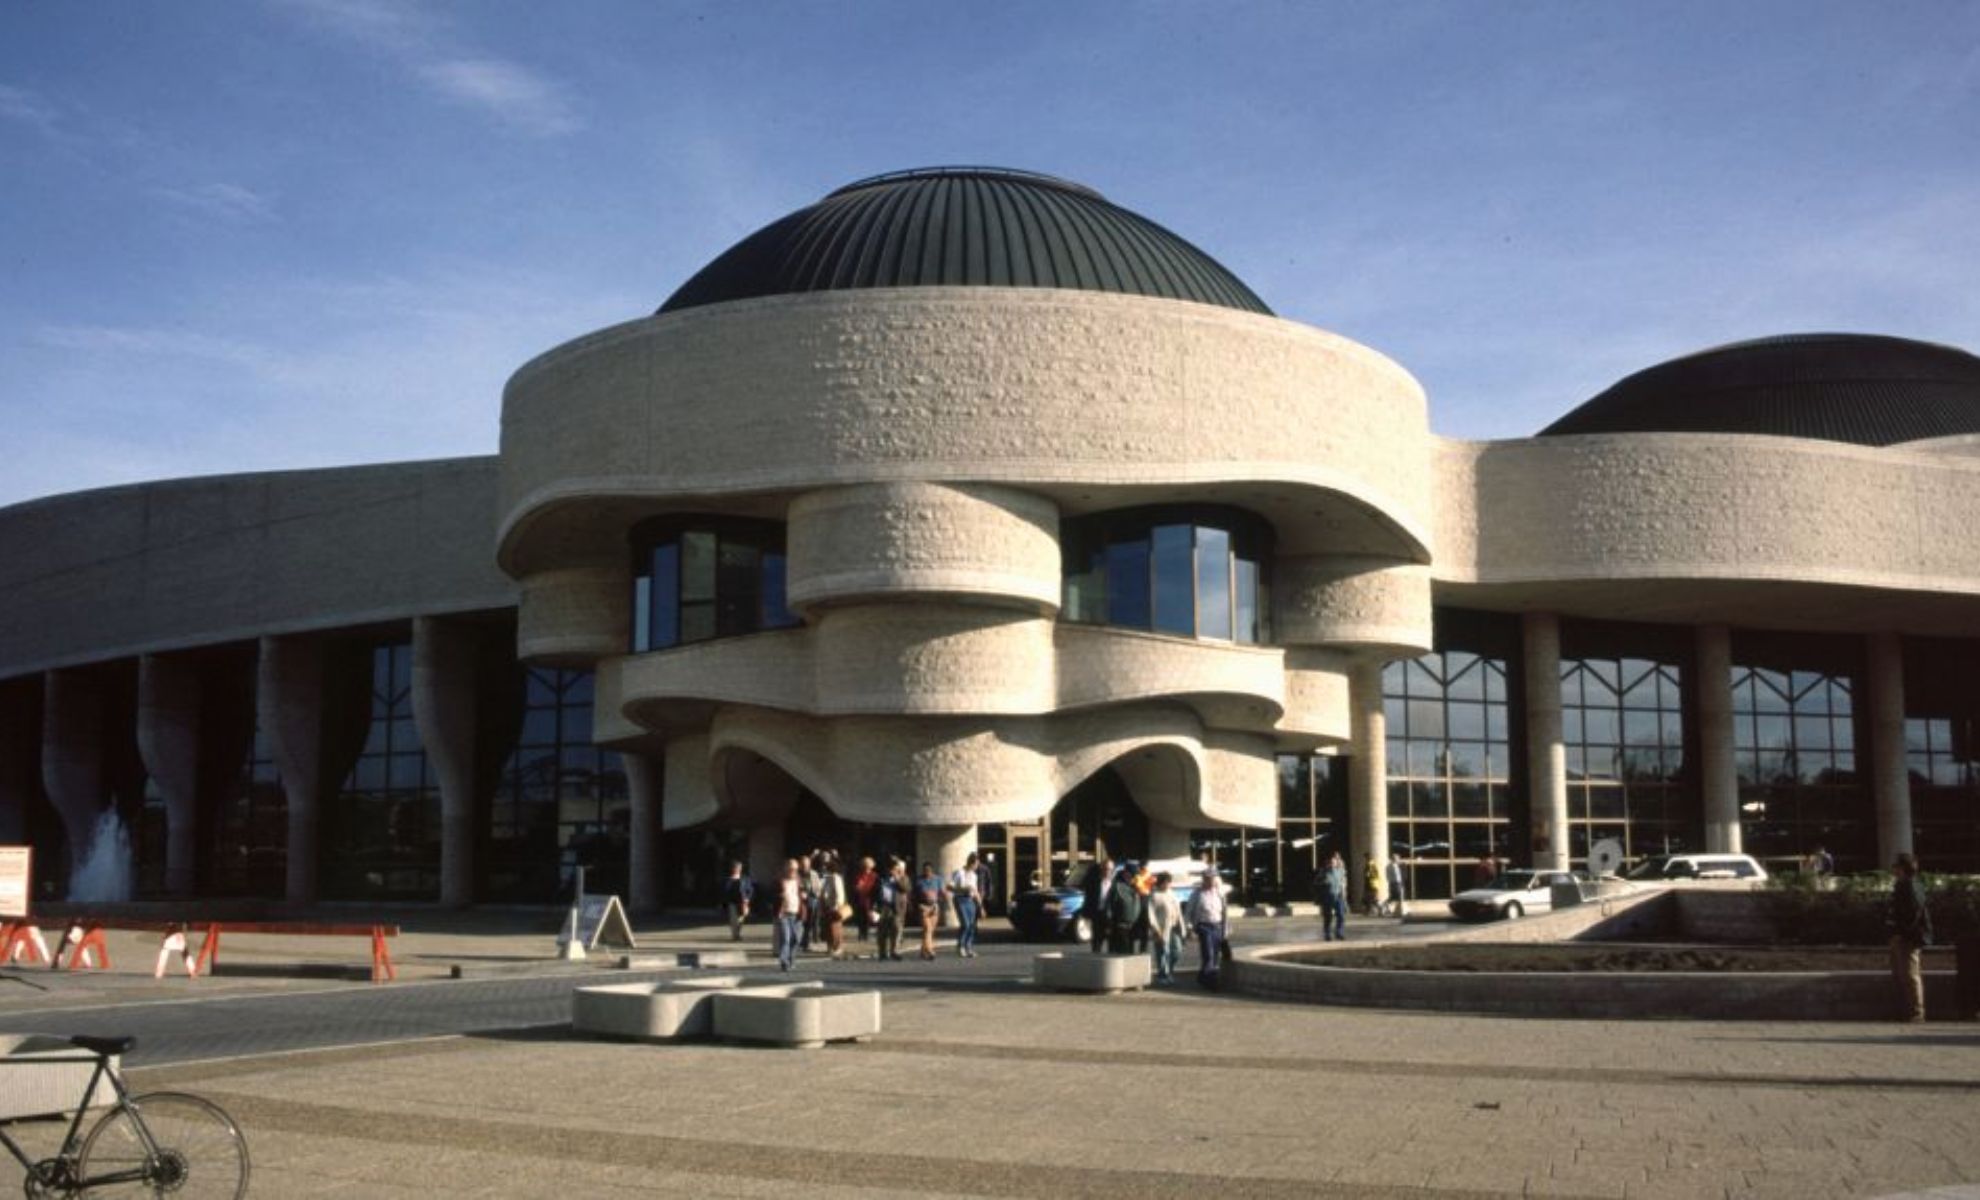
1033,951 -> 1152,994
711,984 -> 882,1049
0,1035 -> 119,1121
571,976 -> 747,1042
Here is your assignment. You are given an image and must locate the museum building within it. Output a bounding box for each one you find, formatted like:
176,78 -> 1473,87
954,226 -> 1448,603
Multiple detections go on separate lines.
3,166 -> 1979,911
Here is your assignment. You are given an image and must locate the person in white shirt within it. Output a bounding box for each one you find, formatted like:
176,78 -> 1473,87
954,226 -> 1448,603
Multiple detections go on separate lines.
1185,869 -> 1229,987
1384,856 -> 1407,918
1146,872 -> 1187,983
949,852 -> 984,958
773,859 -> 804,972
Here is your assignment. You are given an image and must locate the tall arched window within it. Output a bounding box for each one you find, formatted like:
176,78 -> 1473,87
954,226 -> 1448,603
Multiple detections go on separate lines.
630,517 -> 799,653
1060,506 -> 1271,644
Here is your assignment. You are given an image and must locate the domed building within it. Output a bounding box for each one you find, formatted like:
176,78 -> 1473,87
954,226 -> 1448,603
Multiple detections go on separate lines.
2,167 -> 1977,913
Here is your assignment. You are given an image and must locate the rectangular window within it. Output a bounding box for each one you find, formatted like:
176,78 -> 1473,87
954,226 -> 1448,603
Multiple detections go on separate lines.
1233,558 -> 1259,645
1151,524 -> 1195,635
1105,540 -> 1152,629
761,552 -> 796,628
650,543 -> 680,649
1195,526 -> 1232,640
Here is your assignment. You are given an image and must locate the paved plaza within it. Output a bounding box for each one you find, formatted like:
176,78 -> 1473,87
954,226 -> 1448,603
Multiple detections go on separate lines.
1,917 -> 1977,1198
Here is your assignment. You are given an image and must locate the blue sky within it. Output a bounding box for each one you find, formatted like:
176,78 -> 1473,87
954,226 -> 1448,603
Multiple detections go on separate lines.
2,1 -> 1975,507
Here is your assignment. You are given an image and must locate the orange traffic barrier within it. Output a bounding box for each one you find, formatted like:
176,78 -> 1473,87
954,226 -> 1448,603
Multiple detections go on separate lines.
57,922 -> 110,971
191,922 -> 398,984
1,921 -> 48,966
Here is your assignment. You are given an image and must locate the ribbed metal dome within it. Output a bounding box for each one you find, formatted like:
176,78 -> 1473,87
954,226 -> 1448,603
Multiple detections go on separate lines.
1538,334 -> 1980,446
658,167 -> 1270,316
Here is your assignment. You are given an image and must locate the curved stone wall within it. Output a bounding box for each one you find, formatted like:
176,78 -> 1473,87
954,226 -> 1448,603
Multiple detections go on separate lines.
1273,555 -> 1433,656
497,287 -> 1434,575
786,482 -> 1060,614
0,458 -> 514,680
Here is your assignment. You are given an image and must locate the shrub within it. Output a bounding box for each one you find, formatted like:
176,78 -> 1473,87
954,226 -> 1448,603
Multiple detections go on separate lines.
1762,872 -> 1980,945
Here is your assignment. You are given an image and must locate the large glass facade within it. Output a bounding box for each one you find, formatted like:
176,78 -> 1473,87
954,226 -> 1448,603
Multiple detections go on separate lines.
212,728 -> 286,897
486,668 -> 630,902
323,643 -> 440,901
630,517 -> 798,653
1732,635 -> 1870,873
1561,655 -> 1688,869
1384,647 -> 1514,900
1061,506 -> 1270,643
1903,638 -> 1980,874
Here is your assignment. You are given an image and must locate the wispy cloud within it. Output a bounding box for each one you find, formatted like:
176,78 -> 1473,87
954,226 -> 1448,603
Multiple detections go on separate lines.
154,182 -> 277,223
0,84 -> 59,136
275,0 -> 581,136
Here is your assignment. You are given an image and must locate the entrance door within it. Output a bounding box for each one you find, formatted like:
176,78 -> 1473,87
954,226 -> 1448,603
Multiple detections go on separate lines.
1008,827 -> 1044,900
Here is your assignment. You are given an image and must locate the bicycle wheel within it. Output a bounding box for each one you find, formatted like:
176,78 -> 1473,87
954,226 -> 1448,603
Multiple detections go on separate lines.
78,1092 -> 249,1198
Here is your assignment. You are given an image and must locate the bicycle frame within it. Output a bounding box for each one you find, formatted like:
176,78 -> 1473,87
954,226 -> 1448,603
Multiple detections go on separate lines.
0,1049 -> 161,1191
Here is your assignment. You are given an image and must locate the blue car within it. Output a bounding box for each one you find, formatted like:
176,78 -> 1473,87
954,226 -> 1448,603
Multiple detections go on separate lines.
1005,859 -> 1222,942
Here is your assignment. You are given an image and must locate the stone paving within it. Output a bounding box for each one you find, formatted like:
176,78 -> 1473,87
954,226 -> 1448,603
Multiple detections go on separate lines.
0,914 -> 1975,1198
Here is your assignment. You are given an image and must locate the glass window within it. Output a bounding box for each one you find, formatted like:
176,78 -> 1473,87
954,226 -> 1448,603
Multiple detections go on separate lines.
1233,559 -> 1259,645
1060,506 -> 1271,645
1151,525 -> 1195,635
1105,540 -> 1152,629
1196,526 -> 1232,640
631,519 -> 796,652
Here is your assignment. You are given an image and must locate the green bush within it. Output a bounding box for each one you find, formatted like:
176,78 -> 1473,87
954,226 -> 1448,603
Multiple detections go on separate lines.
1762,872 -> 1980,945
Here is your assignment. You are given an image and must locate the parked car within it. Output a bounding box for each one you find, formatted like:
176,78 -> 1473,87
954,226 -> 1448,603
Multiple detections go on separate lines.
1006,859 -> 1223,942
1447,869 -> 1581,921
1622,853 -> 1769,883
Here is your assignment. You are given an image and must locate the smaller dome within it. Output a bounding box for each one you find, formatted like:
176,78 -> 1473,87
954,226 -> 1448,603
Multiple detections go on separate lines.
658,166 -> 1270,317
1538,334 -> 1980,446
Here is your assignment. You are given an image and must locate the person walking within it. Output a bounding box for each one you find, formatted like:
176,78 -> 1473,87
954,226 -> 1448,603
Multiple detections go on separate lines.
950,852 -> 984,958
1888,853 -> 1933,1022
773,859 -> 803,972
1362,852 -> 1383,917
873,859 -> 907,961
819,853 -> 849,960
1083,857 -> 1114,954
1384,855 -> 1407,918
1316,852 -> 1348,941
852,856 -> 879,943
1105,864 -> 1144,955
720,860 -> 753,942
913,862 -> 945,960
1186,868 -> 1229,988
1146,872 -> 1186,984
799,853 -> 823,952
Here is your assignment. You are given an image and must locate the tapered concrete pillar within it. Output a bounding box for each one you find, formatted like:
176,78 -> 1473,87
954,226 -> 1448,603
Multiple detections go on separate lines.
412,617 -> 479,908
1866,631 -> 1912,864
1148,819 -> 1191,861
746,822 -> 787,891
1347,658 -> 1389,900
623,752 -> 662,914
1695,625 -> 1741,853
259,636 -> 324,905
42,669 -> 107,874
917,823 -> 975,925
1522,614 -> 1568,871
137,655 -> 201,897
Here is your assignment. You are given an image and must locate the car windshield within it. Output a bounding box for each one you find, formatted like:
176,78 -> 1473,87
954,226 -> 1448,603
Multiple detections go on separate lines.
1623,857 -> 1670,880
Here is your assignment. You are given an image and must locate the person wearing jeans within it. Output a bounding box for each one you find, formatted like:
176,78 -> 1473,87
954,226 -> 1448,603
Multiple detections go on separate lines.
1146,872 -> 1186,984
1186,869 -> 1229,987
950,852 -> 984,957
773,859 -> 804,972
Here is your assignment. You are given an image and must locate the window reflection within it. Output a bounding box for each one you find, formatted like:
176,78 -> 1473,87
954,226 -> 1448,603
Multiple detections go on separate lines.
1562,656 -> 1687,873
1383,649 -> 1512,899
630,517 -> 800,652
1060,506 -> 1271,643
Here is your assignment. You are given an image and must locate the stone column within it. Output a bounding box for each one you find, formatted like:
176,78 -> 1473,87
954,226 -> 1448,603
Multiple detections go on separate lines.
42,669 -> 107,875
1147,819 -> 1191,861
1347,658 -> 1389,902
916,823 -> 976,925
623,752 -> 662,914
1522,614 -> 1568,871
746,822 -> 787,892
1866,631 -> 1912,864
412,617 -> 479,908
259,636 -> 325,905
1694,626 -> 1741,854
137,655 -> 202,897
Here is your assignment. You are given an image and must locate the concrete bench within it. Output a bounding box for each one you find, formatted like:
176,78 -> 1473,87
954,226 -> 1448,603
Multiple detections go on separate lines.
571,976 -> 747,1042
0,1035 -> 118,1122
1033,951 -> 1152,994
1033,951 -> 1153,993
711,984 -> 882,1049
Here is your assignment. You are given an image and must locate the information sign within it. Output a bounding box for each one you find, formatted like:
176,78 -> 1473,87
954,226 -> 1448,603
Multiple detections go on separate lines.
574,893 -> 636,950
0,846 -> 30,919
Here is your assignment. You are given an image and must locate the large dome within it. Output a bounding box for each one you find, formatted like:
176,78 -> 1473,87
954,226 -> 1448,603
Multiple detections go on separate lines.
1538,333 -> 1980,446
658,166 -> 1270,316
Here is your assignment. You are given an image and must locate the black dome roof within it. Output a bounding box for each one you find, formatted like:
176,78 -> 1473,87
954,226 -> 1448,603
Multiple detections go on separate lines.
658,167 -> 1270,316
1539,333 -> 1980,446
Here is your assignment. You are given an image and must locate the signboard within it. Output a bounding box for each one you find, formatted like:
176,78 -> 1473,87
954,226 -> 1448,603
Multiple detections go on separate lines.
0,846 -> 30,920
574,894 -> 636,950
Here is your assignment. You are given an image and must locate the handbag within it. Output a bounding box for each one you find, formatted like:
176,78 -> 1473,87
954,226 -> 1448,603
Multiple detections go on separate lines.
836,903 -> 853,921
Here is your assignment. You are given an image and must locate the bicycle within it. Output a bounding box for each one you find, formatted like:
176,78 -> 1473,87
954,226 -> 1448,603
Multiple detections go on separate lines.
0,1035 -> 248,1197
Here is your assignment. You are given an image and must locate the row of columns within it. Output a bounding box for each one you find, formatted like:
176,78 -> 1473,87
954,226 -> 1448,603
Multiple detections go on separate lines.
1342,618 -> 1916,872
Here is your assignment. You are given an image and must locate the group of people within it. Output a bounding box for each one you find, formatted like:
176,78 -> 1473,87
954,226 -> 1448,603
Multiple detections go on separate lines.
1080,858 -> 1232,986
722,850 -> 995,971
